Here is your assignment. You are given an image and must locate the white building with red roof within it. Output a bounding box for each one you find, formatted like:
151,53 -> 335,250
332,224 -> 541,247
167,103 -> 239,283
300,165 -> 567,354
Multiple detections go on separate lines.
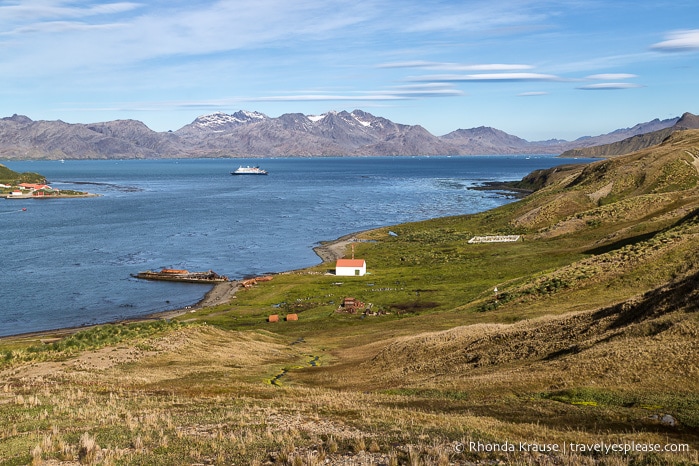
335,259 -> 367,276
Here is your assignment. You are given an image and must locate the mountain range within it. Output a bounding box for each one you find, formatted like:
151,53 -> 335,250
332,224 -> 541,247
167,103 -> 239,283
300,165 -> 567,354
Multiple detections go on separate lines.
0,109 -> 694,160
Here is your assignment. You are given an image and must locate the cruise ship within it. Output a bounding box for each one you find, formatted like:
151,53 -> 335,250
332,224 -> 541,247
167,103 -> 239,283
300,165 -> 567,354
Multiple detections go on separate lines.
231,166 -> 268,175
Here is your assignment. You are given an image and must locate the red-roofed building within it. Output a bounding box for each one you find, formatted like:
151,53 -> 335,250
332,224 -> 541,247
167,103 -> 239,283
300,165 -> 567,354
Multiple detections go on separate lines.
19,183 -> 52,191
335,259 -> 366,276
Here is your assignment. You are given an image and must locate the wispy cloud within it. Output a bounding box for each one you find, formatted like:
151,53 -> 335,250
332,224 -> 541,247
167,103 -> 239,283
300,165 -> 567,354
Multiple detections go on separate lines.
0,1 -> 142,21
651,29 -> 699,52
103,84 -> 465,113
550,53 -> 656,75
577,83 -> 644,90
408,72 -> 563,82
6,20 -> 126,35
402,0 -> 552,34
585,73 -> 638,80
576,73 -> 642,90
378,61 -> 533,71
381,83 -> 465,98
240,86 -> 466,102
0,1 -> 370,64
2,0 -> 697,138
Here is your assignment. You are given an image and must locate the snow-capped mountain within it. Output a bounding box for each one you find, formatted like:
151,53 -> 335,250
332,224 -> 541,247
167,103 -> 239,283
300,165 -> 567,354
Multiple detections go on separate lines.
176,110 -> 268,135
0,110 -> 694,159
171,109 -> 456,156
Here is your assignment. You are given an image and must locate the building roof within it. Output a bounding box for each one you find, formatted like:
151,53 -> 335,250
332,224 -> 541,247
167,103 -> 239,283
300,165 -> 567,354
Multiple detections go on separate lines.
336,259 -> 366,267
19,183 -> 51,190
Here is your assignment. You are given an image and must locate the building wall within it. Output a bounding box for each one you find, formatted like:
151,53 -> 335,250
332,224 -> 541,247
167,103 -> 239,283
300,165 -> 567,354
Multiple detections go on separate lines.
336,266 -> 366,276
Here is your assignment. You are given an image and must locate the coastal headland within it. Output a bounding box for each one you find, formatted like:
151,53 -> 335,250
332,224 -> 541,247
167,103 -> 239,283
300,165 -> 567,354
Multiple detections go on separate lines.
1,163 -> 95,198
1,132 -> 699,465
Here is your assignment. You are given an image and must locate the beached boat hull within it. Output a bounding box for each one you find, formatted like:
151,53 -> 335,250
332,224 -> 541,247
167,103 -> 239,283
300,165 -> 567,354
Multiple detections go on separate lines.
132,269 -> 229,284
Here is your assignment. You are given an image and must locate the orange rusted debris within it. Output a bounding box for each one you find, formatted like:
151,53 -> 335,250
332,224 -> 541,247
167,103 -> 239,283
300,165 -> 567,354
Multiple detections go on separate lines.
337,297 -> 365,314
161,269 -> 189,274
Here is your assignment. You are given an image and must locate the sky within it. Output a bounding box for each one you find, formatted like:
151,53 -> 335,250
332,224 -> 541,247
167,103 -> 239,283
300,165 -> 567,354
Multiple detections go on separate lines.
0,0 -> 698,141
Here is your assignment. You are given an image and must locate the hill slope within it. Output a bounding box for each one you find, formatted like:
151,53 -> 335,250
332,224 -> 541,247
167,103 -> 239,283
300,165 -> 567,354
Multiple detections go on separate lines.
2,131 -> 699,464
288,130 -> 699,460
560,112 -> 699,158
0,163 -> 45,184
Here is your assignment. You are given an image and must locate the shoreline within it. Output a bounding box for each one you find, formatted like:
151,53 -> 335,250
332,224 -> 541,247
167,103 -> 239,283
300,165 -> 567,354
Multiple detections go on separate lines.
0,280 -> 241,343
0,182 -> 530,343
1,193 -> 100,199
311,231 -> 370,263
0,232 -> 358,343
469,181 -> 533,198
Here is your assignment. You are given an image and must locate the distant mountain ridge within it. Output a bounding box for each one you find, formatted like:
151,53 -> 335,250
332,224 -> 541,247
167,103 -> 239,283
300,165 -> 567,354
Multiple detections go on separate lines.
560,112 -> 699,158
0,110 -> 693,160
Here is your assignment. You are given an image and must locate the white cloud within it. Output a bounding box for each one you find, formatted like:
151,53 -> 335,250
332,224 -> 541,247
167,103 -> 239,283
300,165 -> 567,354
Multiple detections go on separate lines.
103,84 -> 466,113
552,53 -> 656,75
0,1 -> 142,22
253,87 -> 465,102
518,91 -> 548,96
385,83 -> 465,97
378,61 -> 533,71
409,72 -> 562,82
7,20 -> 126,35
403,1 -> 550,34
586,73 -> 638,80
651,29 -> 699,52
577,83 -> 644,90
0,0 -> 377,81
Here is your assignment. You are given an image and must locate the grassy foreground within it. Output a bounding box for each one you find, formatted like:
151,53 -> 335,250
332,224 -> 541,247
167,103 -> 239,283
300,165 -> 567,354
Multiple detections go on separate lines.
2,131 -> 699,465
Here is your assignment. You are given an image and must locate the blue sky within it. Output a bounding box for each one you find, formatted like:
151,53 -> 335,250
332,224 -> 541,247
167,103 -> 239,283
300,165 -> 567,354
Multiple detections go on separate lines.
1,0 -> 698,140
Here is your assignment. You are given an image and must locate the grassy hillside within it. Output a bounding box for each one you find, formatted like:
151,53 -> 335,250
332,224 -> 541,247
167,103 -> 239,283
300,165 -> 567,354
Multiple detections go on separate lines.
2,132 -> 699,465
0,163 -> 45,185
560,112 -> 699,158
560,127 -> 677,158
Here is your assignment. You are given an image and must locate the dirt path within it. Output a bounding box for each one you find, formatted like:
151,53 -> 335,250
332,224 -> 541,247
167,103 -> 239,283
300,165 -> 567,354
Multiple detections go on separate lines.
685,150 -> 699,174
312,233 -> 361,263
146,281 -> 240,320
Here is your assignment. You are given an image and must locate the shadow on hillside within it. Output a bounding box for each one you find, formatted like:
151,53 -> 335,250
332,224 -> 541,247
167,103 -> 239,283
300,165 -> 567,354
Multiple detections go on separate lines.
592,269 -> 699,331
584,231 -> 658,255
669,206 -> 699,229
543,269 -> 699,362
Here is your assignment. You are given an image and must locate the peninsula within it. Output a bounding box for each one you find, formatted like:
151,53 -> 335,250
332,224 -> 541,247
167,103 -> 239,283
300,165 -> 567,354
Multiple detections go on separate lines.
0,163 -> 95,198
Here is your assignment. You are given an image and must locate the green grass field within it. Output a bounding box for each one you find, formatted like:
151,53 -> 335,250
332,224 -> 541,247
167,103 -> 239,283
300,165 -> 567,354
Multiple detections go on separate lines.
2,131 -> 699,465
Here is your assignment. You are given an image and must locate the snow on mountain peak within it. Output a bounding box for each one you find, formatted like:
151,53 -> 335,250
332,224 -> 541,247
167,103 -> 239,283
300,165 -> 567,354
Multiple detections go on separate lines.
350,111 -> 372,127
306,111 -> 374,128
235,110 -> 267,120
192,110 -> 267,130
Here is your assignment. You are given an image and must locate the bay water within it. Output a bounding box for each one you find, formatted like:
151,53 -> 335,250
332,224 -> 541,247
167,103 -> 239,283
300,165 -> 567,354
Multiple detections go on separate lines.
0,156 -> 592,337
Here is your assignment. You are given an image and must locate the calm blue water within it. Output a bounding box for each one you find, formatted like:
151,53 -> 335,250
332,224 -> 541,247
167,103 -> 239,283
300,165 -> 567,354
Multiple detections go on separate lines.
0,156 -> 593,336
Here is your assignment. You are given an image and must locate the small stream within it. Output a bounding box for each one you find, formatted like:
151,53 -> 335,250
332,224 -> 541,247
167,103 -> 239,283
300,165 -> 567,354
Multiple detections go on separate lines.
270,354 -> 321,386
